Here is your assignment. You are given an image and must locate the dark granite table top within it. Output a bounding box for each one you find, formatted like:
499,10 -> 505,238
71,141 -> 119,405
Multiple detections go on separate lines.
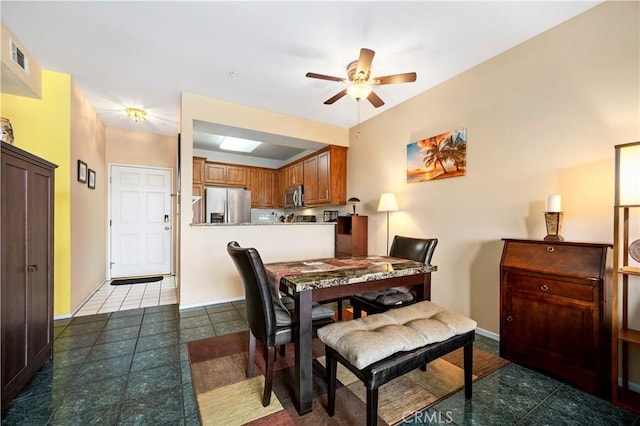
264,256 -> 437,293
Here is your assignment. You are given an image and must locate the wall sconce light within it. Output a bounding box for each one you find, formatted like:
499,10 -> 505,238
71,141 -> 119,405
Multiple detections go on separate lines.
125,107 -> 147,122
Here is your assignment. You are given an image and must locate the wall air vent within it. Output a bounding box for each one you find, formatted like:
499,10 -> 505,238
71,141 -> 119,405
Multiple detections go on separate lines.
10,39 -> 29,75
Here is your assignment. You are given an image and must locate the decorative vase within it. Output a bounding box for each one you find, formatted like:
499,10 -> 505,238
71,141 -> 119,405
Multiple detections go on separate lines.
1,117 -> 14,145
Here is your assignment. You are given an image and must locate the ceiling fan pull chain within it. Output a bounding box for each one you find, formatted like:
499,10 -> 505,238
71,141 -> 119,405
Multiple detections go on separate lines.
356,102 -> 361,139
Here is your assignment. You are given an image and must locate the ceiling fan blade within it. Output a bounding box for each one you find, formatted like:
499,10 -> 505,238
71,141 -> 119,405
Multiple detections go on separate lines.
375,72 -> 417,85
306,72 -> 345,82
367,91 -> 385,108
356,48 -> 375,77
324,89 -> 348,105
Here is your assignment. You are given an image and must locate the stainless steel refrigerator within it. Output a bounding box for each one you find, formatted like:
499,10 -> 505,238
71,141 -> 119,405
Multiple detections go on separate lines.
205,187 -> 251,224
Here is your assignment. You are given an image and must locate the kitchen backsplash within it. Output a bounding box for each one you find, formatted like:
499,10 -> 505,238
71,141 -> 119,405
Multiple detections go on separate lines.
251,206 -> 349,223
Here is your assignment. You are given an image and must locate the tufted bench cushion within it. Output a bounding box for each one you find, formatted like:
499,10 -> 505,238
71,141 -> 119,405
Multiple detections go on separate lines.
317,300 -> 477,369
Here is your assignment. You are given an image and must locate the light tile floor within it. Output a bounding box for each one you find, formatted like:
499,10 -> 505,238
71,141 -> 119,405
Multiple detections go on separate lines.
74,275 -> 178,317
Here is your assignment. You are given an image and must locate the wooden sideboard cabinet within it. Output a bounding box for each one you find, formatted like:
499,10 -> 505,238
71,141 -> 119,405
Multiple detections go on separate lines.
335,216 -> 368,257
500,239 -> 612,398
2,142 -> 56,411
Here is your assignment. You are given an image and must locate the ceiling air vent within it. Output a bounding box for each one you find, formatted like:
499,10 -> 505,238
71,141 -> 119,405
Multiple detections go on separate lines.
10,39 -> 29,75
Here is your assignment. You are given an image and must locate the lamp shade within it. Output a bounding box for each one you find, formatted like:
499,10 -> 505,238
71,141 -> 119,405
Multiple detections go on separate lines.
377,193 -> 399,212
347,82 -> 373,101
616,142 -> 640,206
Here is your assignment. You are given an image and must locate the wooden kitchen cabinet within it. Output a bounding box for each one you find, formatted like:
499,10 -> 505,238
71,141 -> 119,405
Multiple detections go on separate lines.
302,145 -> 347,206
204,162 -> 226,185
204,162 -> 249,187
249,168 -> 277,208
303,155 -> 318,205
500,239 -> 611,398
335,215 -> 368,257
192,184 -> 204,223
282,161 -> 303,188
2,142 -> 56,411
193,156 -> 206,185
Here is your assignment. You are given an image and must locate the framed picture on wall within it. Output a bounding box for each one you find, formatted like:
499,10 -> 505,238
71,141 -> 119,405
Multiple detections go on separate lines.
78,160 -> 88,183
88,169 -> 96,190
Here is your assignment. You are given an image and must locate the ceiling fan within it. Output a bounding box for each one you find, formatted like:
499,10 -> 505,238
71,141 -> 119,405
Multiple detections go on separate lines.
306,48 -> 417,108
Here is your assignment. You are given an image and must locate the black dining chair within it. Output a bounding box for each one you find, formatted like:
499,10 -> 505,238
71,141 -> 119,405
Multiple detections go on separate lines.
349,236 -> 438,319
226,241 -> 335,406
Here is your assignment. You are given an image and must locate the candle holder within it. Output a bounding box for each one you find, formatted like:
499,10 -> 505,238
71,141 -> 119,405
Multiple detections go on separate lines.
544,212 -> 564,241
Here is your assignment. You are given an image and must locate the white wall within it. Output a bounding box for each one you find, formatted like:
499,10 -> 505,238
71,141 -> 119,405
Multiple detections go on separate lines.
346,1 -> 639,334
180,224 -> 336,308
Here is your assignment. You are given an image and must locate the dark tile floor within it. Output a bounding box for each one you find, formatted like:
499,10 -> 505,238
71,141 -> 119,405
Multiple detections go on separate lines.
2,302 -> 638,425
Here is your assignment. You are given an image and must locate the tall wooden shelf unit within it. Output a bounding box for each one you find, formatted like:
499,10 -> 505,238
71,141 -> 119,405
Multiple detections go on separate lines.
1,142 -> 56,411
612,141 -> 640,415
335,215 -> 368,257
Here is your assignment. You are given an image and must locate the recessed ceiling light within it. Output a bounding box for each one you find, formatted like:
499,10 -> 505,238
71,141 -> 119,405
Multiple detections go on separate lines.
219,136 -> 261,153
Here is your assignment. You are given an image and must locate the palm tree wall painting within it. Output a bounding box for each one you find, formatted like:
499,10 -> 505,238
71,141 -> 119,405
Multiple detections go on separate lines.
406,128 -> 467,183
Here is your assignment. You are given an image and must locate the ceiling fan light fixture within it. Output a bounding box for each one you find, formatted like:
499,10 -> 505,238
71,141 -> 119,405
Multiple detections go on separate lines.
125,107 -> 147,122
347,82 -> 373,102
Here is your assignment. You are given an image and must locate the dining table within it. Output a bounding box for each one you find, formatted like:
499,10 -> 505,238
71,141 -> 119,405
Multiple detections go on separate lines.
263,255 -> 437,415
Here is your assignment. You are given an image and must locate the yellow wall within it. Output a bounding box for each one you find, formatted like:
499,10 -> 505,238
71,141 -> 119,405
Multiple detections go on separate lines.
1,70 -> 72,315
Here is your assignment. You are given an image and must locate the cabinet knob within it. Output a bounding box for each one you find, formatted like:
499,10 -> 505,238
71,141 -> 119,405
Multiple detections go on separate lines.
506,315 -> 513,322
546,246 -> 555,252
540,284 -> 549,291
28,264 -> 38,272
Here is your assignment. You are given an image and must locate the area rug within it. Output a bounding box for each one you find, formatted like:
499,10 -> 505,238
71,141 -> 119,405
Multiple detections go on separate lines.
110,275 -> 163,285
188,328 -> 509,425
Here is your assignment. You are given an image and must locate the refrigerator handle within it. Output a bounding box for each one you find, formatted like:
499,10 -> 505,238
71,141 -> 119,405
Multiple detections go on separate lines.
224,196 -> 228,223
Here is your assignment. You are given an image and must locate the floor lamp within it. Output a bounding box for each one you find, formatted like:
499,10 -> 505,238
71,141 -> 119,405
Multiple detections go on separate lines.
377,193 -> 399,255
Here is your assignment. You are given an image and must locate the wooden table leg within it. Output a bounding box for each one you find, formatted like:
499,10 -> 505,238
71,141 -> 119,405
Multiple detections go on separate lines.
293,289 -> 313,415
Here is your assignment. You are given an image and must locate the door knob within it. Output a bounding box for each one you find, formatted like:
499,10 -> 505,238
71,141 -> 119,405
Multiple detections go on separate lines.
28,264 -> 38,272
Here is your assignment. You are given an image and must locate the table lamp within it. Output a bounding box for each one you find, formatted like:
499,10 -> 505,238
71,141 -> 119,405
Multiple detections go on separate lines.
544,194 -> 564,241
348,197 -> 361,215
377,193 -> 399,255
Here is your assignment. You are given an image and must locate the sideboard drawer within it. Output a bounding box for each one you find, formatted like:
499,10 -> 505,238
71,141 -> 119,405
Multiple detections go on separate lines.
506,273 -> 594,302
501,240 -> 605,279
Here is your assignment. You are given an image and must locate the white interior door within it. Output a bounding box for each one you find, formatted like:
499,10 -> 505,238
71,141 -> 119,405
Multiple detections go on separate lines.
110,165 -> 172,278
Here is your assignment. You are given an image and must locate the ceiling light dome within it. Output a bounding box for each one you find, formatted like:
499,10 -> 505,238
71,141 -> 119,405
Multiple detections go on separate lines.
347,82 -> 373,102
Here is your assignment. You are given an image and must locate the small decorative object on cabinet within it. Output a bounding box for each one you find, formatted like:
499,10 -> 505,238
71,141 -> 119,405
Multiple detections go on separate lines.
335,215 -> 368,257
500,239 -> 611,398
612,141 -> 640,414
2,142 -> 56,411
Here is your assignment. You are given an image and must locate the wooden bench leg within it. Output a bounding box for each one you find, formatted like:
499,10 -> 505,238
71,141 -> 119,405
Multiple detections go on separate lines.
366,387 -> 379,426
464,342 -> 473,399
326,351 -> 337,416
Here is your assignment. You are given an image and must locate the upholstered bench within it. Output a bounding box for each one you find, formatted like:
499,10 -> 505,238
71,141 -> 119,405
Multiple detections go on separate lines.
317,300 -> 477,426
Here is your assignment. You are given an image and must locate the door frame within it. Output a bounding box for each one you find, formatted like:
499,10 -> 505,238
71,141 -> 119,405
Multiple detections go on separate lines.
107,163 -> 175,279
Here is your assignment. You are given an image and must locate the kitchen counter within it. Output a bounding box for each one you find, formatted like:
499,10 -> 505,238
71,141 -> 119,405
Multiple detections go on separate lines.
190,222 -> 336,226
180,222 -> 337,308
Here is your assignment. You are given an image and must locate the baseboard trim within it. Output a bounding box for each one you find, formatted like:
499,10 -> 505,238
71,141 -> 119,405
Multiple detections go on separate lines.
476,327 -> 499,341
179,296 -> 245,311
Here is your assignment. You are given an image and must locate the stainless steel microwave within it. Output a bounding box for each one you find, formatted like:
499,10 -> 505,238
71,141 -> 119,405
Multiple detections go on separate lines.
285,184 -> 304,208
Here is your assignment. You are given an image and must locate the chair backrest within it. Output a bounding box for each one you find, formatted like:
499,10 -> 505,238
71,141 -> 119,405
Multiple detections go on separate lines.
389,236 -> 438,264
226,241 -> 277,346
